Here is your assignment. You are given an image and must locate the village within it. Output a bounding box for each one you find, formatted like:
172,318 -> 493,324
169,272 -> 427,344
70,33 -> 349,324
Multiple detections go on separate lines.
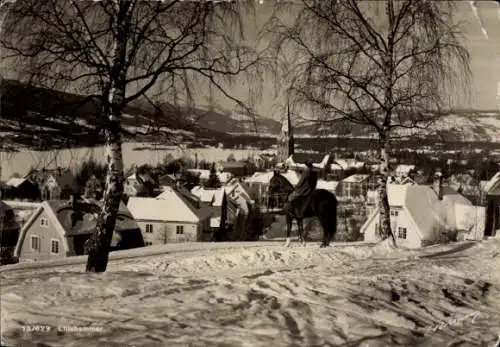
1,112 -> 498,266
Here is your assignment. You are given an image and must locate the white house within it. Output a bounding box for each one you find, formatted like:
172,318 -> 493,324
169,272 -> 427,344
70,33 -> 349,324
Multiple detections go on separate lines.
339,174 -> 371,201
190,180 -> 253,230
244,170 -> 301,206
127,187 -> 213,245
360,182 -> 485,248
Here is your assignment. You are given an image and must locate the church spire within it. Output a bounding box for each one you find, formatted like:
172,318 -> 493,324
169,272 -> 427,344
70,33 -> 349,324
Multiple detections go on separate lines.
276,101 -> 295,165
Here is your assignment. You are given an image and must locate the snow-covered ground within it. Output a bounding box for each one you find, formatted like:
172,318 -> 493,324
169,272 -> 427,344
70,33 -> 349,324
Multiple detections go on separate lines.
1,239 -> 500,347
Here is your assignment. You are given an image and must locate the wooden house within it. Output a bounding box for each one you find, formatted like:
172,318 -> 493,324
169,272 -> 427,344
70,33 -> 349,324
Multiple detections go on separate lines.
14,198 -> 144,262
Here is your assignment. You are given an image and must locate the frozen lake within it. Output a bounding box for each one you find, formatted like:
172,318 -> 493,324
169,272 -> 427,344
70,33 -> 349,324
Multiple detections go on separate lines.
0,142 -> 264,180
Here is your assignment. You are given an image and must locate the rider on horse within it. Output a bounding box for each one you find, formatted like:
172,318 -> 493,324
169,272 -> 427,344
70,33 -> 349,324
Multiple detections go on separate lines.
286,159 -> 318,218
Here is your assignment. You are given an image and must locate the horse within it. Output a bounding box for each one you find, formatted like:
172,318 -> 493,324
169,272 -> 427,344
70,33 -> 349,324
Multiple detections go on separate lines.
268,171 -> 338,248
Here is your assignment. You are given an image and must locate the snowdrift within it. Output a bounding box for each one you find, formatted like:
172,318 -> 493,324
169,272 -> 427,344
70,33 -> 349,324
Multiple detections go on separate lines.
1,239 -> 500,347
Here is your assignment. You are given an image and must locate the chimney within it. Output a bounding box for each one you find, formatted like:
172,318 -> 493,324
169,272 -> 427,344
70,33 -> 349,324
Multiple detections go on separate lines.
433,169 -> 443,200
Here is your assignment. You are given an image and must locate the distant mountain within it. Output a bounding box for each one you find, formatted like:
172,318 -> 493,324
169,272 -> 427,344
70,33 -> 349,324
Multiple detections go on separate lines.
1,78 -> 499,151
0,79 -> 281,150
292,111 -> 500,142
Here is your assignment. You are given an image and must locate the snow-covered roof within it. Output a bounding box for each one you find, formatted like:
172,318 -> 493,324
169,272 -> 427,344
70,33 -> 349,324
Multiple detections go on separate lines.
286,154 -> 330,169
342,174 -> 370,183
317,180 -> 339,192
331,159 -> 365,171
191,186 -> 225,205
362,184 -> 475,241
127,189 -> 212,223
245,170 -> 300,186
210,216 -> 222,228
5,177 -> 27,188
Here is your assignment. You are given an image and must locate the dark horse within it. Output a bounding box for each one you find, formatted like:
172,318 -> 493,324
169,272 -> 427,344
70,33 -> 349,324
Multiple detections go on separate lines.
268,171 -> 338,248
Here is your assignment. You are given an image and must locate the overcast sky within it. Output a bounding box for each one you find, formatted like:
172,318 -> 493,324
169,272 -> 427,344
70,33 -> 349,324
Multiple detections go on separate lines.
206,1 -> 500,121
2,1 -> 498,121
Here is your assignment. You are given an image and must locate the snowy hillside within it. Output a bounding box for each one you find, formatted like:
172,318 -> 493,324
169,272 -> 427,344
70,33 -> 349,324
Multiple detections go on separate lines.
1,239 -> 500,347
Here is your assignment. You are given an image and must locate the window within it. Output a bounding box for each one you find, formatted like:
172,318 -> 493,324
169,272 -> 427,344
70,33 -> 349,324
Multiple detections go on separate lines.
390,210 -> 399,217
398,227 -> 407,239
40,217 -> 49,228
176,225 -> 184,235
51,239 -> 60,254
375,223 -> 379,234
145,242 -> 153,246
31,236 -> 40,251
145,224 -> 154,233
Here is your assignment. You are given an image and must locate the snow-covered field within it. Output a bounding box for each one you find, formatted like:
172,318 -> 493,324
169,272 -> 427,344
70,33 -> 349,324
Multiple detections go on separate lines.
1,239 -> 500,347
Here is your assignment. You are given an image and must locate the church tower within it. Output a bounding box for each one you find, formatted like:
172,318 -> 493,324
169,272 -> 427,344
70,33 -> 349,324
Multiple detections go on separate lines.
276,103 -> 295,165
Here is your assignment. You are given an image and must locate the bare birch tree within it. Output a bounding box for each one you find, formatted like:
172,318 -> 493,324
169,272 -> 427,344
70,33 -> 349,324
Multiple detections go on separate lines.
1,0 -> 263,271
264,0 -> 471,243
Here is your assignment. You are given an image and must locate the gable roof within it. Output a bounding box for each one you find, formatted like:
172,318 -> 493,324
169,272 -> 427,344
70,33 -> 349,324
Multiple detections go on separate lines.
245,170 -> 300,185
14,199 -> 139,257
5,177 -> 28,188
127,172 -> 154,183
287,153 -> 330,169
484,172 -> 500,195
342,174 -> 370,183
128,188 -> 212,223
317,180 -> 339,192
290,152 -> 328,164
158,185 -> 201,208
331,159 -> 365,171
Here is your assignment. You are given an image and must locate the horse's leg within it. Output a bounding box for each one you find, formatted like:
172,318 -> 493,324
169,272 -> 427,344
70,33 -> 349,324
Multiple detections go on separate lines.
318,205 -> 328,248
284,213 -> 293,247
298,218 -> 306,247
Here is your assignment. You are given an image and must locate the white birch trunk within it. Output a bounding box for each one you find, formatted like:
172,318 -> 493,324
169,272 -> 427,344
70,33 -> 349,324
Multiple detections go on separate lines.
85,1 -> 132,272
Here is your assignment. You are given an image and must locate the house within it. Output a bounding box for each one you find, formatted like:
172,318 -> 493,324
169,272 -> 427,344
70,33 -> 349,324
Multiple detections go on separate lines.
14,198 -> 144,262
360,176 -> 484,248
3,177 -> 40,201
245,170 -> 300,206
190,184 -> 248,231
0,201 -> 21,263
217,161 -> 252,177
283,153 -> 331,179
329,158 -> 366,180
42,170 -> 78,200
124,172 -> 157,197
316,180 -> 340,195
127,187 -> 213,245
338,174 -> 371,202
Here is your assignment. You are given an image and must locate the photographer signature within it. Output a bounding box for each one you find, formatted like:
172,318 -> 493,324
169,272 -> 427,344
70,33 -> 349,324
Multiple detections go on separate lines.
424,311 -> 481,335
